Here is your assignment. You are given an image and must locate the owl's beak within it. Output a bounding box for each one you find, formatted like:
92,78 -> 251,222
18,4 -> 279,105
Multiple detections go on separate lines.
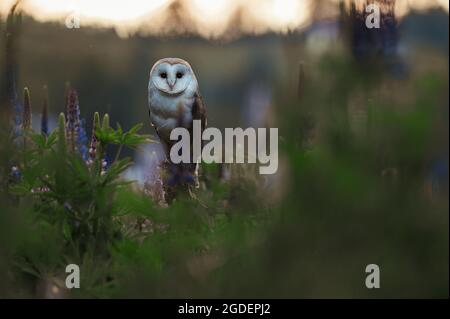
167,79 -> 176,90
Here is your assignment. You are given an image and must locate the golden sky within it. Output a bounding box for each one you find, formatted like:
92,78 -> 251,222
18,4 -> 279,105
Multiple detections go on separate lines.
0,0 -> 448,38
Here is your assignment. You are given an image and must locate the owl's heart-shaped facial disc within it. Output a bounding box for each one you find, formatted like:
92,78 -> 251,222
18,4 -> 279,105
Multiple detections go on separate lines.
150,60 -> 194,95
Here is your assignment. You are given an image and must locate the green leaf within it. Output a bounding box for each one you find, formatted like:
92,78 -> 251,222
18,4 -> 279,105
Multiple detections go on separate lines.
57,113 -> 66,156
95,126 -> 117,145
100,158 -> 132,186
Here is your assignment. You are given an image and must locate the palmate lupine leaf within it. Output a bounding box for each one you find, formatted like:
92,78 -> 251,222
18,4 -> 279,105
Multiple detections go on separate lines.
99,158 -> 132,187
30,130 -> 58,151
95,113 -> 116,145
115,123 -> 154,149
94,126 -> 116,145
96,121 -> 153,150
67,155 -> 92,187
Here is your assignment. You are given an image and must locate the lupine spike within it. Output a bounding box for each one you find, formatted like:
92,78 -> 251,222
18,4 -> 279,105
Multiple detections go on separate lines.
88,112 -> 100,162
65,88 -> 80,153
41,85 -> 49,136
78,119 -> 89,161
22,87 -> 31,130
102,113 -> 110,130
57,113 -> 66,156
64,88 -> 88,160
93,112 -> 100,130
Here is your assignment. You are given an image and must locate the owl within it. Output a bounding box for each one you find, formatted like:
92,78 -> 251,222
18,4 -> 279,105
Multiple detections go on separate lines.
148,58 -> 207,172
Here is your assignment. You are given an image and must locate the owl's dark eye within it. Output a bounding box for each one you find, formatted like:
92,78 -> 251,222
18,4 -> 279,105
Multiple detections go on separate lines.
160,72 -> 167,79
176,72 -> 183,79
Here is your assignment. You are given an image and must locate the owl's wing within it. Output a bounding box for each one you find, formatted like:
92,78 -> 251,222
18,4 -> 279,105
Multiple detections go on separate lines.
192,90 -> 207,131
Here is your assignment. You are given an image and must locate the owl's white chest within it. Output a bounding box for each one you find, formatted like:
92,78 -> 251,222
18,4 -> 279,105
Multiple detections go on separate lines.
148,88 -> 194,140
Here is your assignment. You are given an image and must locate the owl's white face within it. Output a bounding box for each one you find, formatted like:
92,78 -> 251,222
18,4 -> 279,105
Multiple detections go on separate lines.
150,60 -> 196,95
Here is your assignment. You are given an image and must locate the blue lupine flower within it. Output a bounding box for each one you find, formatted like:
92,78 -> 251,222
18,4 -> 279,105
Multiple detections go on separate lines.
77,118 -> 89,161
65,88 -> 90,160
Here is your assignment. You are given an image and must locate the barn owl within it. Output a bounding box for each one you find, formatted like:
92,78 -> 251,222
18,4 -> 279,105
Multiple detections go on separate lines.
148,57 -> 207,175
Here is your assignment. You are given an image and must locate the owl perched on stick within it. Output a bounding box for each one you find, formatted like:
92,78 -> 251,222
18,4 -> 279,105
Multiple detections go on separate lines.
148,58 -> 207,186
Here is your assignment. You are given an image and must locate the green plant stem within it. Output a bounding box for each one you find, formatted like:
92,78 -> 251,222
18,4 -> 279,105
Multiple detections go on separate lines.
114,144 -> 123,163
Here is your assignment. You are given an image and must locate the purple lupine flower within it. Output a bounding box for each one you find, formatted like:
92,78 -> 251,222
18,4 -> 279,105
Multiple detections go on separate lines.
65,88 -> 88,159
77,118 -> 89,161
65,88 -> 80,151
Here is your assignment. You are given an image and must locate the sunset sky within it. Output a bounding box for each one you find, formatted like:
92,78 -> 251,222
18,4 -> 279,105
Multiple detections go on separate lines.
0,0 -> 448,37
